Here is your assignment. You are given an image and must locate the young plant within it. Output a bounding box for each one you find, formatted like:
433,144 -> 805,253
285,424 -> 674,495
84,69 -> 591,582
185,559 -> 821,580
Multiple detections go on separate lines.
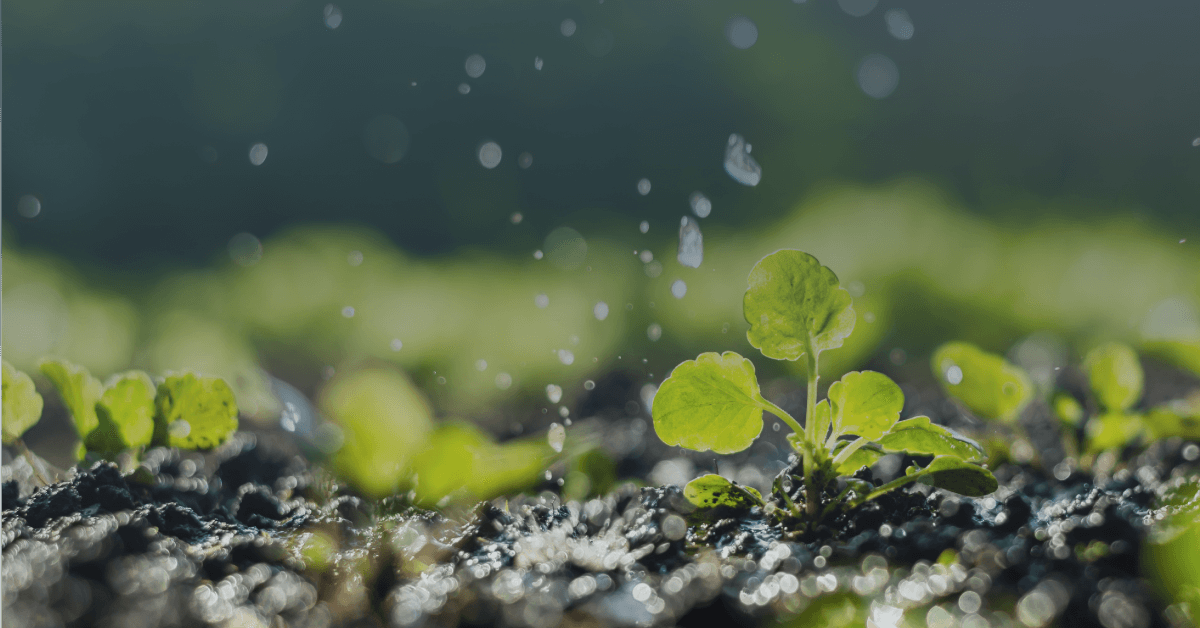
652,250 -> 996,524
3,360 -> 52,483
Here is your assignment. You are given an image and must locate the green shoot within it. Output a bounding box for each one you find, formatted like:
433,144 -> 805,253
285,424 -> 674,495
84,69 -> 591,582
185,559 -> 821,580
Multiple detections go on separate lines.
931,342 -> 1033,424
3,361 -> 52,484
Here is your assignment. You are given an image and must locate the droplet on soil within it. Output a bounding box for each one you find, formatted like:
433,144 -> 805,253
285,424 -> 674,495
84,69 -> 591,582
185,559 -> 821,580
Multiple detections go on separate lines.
678,218 -> 704,268
723,134 -> 760,186
547,423 -> 566,452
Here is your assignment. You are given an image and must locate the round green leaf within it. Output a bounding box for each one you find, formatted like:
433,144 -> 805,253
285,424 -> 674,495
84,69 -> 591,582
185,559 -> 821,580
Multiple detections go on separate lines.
2,361 -> 44,444
1084,342 -> 1143,412
835,444 -> 885,476
1084,412 -> 1145,454
931,342 -> 1032,423
876,416 -> 984,462
744,250 -> 855,362
39,359 -> 103,440
92,371 -> 156,453
827,370 -> 904,441
652,351 -> 767,454
154,372 -> 239,450
913,456 -> 998,497
683,474 -> 764,510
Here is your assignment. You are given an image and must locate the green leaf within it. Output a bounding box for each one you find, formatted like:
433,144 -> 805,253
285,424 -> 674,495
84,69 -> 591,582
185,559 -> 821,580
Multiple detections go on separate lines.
683,474 -> 764,510
1084,342 -> 1144,412
40,359 -> 103,440
743,250 -> 855,362
3,361 -> 44,444
835,444 -> 885,476
876,416 -> 984,462
811,399 -> 832,443
1144,397 -> 1200,440
319,366 -> 433,498
931,342 -> 1033,423
652,351 -> 767,454
1053,393 -> 1085,427
1084,412 -> 1145,454
153,373 -> 239,450
91,371 -> 156,453
911,456 -> 998,496
827,371 -> 904,441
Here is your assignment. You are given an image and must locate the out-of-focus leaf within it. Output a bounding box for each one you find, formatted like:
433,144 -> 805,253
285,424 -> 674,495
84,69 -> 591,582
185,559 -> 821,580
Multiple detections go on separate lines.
1053,393 -> 1085,427
652,351 -> 767,454
744,250 -> 854,362
1143,407 -> 1200,441
1084,412 -> 1145,454
40,359 -> 103,440
683,474 -> 763,510
1084,342 -> 1143,412
153,372 -> 239,450
1143,340 -> 1200,380
92,371 -> 156,453
911,456 -> 998,497
931,342 -> 1032,423
2,361 -> 43,444
876,416 -> 984,462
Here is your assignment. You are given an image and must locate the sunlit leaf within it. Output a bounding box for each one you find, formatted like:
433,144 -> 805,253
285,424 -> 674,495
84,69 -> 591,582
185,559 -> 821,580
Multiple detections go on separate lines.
744,250 -> 854,362
154,372 -> 239,450
1084,342 -> 1143,412
90,371 -> 156,453
834,443 -> 884,476
876,416 -> 984,462
2,361 -> 43,444
827,370 -> 903,441
1143,400 -> 1200,440
931,342 -> 1032,423
1053,393 -> 1085,427
1085,412 -> 1145,454
683,474 -> 764,510
40,359 -> 103,440
319,366 -> 432,498
911,456 -> 997,496
652,351 -> 767,454
811,399 -> 832,443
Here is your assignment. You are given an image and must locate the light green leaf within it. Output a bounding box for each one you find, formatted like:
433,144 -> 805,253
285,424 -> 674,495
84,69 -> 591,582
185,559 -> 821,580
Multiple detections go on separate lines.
1053,393 -> 1085,427
1143,408 -> 1200,440
811,399 -> 832,443
743,250 -> 855,362
876,416 -> 984,462
931,342 -> 1032,423
1084,412 -> 1145,454
827,371 -> 904,441
319,367 -> 432,498
1084,342 -> 1143,412
911,456 -> 998,496
683,474 -> 764,510
154,372 -> 239,450
91,371 -> 156,453
1142,339 -> 1200,380
410,423 -> 551,507
2,361 -> 44,444
835,444 -> 885,476
40,359 -> 103,440
652,351 -> 767,454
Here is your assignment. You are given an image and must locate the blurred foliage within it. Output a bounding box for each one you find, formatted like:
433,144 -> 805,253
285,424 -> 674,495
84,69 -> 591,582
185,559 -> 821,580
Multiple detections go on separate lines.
1146,477 -> 1200,625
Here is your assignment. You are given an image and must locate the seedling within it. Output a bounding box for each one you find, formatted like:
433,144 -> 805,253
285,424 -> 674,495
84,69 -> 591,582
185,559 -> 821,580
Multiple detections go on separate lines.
652,250 -> 996,525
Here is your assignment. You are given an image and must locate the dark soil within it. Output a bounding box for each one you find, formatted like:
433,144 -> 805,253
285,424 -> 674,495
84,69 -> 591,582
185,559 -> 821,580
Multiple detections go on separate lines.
3,366 -> 1199,628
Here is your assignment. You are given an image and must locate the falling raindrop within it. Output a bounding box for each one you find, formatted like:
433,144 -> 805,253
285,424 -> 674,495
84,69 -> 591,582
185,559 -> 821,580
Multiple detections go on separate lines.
495,372 -> 513,389
839,0 -> 878,17
535,293 -> 550,308
725,15 -> 758,49
323,4 -> 342,29
342,306 -> 355,318
558,349 -> 575,365
1192,137 -> 1200,147
519,152 -> 533,168
671,279 -> 688,299
534,57 -> 544,71
458,83 -> 471,95
945,365 -> 964,385
689,192 -> 712,218
858,54 -> 899,99
639,250 -> 654,263
885,9 -> 914,40
678,217 -> 704,268
391,338 -> 404,351
644,261 -> 663,278
548,423 -> 566,452
475,359 -> 488,371
478,141 -> 503,169
248,143 -> 269,166
511,212 -> 523,224
723,134 -> 761,186
647,324 -> 663,341
559,406 -> 570,417
561,19 -> 577,37
639,221 -> 649,233
637,178 -> 652,195
594,302 -> 610,320
348,250 -> 364,266
584,380 -> 596,390
546,384 -> 563,403
228,233 -> 263,266
534,250 -> 544,259
17,195 -> 42,218
465,54 -> 486,78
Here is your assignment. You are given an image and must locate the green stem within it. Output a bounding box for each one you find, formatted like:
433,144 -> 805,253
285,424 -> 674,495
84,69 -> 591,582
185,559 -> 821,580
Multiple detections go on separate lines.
760,399 -> 803,436
854,472 -> 920,506
803,351 -> 820,516
831,437 -> 870,467
16,439 -> 52,486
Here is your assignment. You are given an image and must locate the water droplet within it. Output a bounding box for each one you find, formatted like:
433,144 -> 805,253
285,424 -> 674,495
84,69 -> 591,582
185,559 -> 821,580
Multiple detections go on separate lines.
437,376 -> 447,385
639,221 -> 650,234
534,57 -> 544,71
637,178 -> 652,195
475,359 -> 488,371
342,306 -> 355,318
671,279 -> 688,299
168,420 -> 191,439
535,293 -> 550,308
248,143 -> 269,166
228,233 -> 263,266
858,54 -> 899,99
725,15 -> 758,49
560,19 -> 577,37
644,261 -> 663,278
722,322 -> 730,333
534,250 -> 544,259
594,302 -> 609,320
689,192 -> 712,218
511,212 -> 523,224
495,372 -> 513,389
558,349 -> 575,365
678,218 -> 704,268
647,323 -> 663,341
544,226 -> 588,270
323,4 -> 342,29
945,365 -> 964,385
17,195 -> 42,218
773,422 -> 781,432
639,250 -> 654,263
559,406 -> 570,417
723,134 -> 761,186
478,141 -> 503,169
584,380 -> 596,390
838,0 -> 878,17
662,514 -> 687,540
545,470 -> 554,481
885,9 -> 914,40
465,54 -> 486,78
546,384 -> 563,403
548,423 -> 566,452
364,115 -> 410,163
458,83 -> 471,95
519,152 -> 533,168
348,250 -> 364,266
1192,137 -> 1200,147
391,338 -> 404,351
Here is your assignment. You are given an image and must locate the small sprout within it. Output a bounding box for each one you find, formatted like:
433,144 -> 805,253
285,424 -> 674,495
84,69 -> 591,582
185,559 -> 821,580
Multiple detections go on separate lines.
90,371 -> 156,456
931,342 -> 1033,423
1083,342 -> 1143,413
3,361 -> 44,444
40,359 -> 104,442
153,372 -> 239,450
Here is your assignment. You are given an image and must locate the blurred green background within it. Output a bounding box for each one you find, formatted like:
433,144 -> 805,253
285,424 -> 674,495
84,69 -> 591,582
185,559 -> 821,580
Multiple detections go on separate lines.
5,0 -> 1200,448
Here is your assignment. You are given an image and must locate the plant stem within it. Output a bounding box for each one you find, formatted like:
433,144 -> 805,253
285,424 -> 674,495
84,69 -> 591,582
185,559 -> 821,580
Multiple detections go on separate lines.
855,471 -> 921,506
760,399 -> 803,436
803,351 -> 820,516
15,439 -> 52,486
831,437 -> 870,467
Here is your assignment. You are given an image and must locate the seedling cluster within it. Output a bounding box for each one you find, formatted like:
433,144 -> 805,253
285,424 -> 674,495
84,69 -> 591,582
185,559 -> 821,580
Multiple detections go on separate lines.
652,250 -> 997,527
